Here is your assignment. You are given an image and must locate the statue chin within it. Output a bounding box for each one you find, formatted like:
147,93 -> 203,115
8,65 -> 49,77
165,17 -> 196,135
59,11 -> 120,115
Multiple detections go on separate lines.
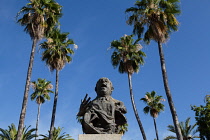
97,91 -> 109,97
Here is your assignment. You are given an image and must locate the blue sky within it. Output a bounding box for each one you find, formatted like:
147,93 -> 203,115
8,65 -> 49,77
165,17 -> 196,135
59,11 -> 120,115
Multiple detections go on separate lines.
1,0 -> 210,139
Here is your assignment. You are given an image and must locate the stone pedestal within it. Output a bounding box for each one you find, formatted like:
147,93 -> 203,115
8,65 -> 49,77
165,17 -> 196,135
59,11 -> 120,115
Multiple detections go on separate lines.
78,134 -> 122,140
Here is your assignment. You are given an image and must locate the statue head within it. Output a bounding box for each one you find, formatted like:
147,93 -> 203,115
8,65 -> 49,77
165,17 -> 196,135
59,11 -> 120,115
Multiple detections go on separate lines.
95,77 -> 114,97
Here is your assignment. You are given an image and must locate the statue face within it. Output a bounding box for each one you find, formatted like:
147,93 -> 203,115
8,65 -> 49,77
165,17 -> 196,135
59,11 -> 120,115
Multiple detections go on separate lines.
95,78 -> 113,97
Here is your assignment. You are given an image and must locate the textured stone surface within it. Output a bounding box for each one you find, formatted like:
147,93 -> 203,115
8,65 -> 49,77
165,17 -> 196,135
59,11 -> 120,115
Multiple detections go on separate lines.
78,134 -> 122,140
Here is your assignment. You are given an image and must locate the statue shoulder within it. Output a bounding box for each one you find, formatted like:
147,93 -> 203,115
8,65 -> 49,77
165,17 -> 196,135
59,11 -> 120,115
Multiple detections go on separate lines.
110,97 -> 123,104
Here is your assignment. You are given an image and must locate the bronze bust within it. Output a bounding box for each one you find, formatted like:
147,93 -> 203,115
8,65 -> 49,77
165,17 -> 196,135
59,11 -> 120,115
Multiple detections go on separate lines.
77,77 -> 127,134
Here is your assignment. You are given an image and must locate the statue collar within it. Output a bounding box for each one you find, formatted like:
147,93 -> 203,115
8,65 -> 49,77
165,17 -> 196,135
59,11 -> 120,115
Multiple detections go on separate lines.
97,96 -> 111,101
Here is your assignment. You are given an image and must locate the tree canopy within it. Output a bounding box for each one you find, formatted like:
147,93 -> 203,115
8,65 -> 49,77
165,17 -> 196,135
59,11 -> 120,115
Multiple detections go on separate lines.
191,96 -> 210,140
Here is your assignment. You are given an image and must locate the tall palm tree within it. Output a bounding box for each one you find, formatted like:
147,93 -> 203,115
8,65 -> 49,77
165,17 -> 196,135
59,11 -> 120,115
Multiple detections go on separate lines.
16,1 -> 61,139
126,0 -> 182,139
40,127 -> 74,140
164,117 -> 199,140
110,34 -> 147,140
141,91 -> 165,140
0,123 -> 36,140
40,28 -> 74,140
30,78 -> 54,140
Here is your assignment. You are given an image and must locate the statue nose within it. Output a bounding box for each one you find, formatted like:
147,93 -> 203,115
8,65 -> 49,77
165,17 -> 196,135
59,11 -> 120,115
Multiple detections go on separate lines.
102,84 -> 107,87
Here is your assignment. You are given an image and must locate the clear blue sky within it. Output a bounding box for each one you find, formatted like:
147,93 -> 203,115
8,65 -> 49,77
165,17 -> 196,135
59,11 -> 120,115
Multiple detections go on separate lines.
1,0 -> 210,139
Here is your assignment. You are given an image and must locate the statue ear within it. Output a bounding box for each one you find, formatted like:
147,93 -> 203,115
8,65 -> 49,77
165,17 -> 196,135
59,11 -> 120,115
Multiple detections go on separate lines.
95,86 -> 97,92
111,87 -> 114,91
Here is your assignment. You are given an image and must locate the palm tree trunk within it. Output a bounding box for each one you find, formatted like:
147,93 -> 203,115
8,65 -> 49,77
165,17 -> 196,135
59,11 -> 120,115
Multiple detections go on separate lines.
16,39 -> 37,140
127,73 -> 147,140
157,41 -> 183,140
49,70 -> 59,140
153,117 -> 159,140
35,104 -> 41,140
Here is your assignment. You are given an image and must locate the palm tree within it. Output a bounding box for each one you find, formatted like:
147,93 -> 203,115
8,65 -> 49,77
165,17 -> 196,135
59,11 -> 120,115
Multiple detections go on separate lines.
16,0 -> 61,139
110,34 -> 147,140
0,123 -> 36,140
40,127 -> 74,140
164,117 -> 199,140
40,28 -> 74,140
141,91 -> 165,140
126,0 -> 182,139
30,78 -> 54,140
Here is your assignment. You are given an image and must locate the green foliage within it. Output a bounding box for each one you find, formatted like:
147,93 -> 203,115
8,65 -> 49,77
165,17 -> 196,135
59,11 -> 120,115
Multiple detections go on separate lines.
16,0 -> 62,41
164,117 -> 199,140
141,91 -> 165,118
40,127 -> 74,140
110,34 -> 146,75
0,124 -> 37,140
117,123 -> 128,135
76,116 -> 83,124
31,78 -> 53,104
126,0 -> 180,44
191,96 -> 210,140
40,28 -> 74,71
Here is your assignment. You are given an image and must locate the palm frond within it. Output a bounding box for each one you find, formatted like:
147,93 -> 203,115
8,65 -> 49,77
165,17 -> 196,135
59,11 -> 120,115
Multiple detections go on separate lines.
110,35 -> 146,75
40,28 -> 74,71
141,91 -> 165,118
16,0 -> 62,40
163,135 -> 176,140
165,117 -> 199,139
126,0 -> 180,44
